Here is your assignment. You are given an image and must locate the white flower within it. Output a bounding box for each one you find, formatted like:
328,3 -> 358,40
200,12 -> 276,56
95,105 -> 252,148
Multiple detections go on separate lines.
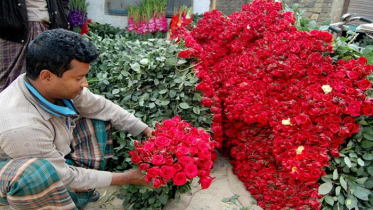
282,118 -> 291,125
296,146 -> 304,155
322,85 -> 332,94
247,25 -> 250,29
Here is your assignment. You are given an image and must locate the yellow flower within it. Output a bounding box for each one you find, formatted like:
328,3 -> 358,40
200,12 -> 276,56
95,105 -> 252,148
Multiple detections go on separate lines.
282,118 -> 291,125
296,146 -> 304,155
322,85 -> 332,94
292,167 -> 297,172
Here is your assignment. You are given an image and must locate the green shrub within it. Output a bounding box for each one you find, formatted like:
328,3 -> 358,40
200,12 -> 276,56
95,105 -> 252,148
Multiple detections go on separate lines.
86,31 -> 212,172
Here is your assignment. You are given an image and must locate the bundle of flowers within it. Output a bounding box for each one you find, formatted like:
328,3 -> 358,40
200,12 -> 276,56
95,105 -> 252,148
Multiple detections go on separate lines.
127,0 -> 168,35
130,116 -> 217,189
68,0 -> 89,34
80,19 -> 91,35
176,0 -> 373,209
169,5 -> 194,40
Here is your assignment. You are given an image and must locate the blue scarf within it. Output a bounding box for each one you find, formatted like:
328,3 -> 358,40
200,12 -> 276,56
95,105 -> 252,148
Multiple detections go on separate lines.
24,79 -> 79,118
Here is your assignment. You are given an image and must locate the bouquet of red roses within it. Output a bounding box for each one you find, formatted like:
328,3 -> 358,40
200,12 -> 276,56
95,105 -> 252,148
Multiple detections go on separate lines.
129,116 -> 216,190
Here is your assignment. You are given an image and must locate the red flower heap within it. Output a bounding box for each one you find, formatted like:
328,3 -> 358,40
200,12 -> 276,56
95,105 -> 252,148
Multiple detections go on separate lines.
130,116 -> 216,189
176,0 -> 373,209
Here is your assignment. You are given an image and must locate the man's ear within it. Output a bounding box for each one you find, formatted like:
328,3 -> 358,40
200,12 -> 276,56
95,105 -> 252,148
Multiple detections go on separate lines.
39,70 -> 53,83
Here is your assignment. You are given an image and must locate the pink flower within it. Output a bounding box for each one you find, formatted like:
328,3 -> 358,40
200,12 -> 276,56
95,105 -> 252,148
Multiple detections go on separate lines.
184,164 -> 198,179
173,172 -> 187,186
151,155 -> 165,165
200,176 -> 214,189
160,165 -> 175,179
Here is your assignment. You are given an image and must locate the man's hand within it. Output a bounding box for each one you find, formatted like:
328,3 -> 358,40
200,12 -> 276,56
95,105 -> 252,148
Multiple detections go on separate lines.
111,169 -> 153,188
142,127 -> 155,138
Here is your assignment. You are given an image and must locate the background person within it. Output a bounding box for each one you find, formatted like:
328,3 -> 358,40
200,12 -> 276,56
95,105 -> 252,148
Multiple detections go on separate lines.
0,0 -> 70,92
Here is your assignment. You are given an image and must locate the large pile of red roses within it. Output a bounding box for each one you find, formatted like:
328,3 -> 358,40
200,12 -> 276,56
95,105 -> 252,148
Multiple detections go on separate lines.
178,0 -> 373,209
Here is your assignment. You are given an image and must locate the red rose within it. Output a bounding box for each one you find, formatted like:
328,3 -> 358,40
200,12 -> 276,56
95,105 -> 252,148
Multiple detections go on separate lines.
184,164 -> 198,179
143,142 -> 155,152
347,71 -> 360,80
173,172 -> 187,186
139,163 -> 150,171
152,177 -> 162,188
172,163 -> 183,172
155,136 -> 171,147
348,101 -> 362,116
178,49 -> 194,58
362,102 -> 373,116
147,167 -> 160,178
330,148 -> 340,158
161,165 -> 175,180
176,146 -> 190,156
199,176 -> 213,189
165,158 -> 174,165
151,155 -> 165,165
358,79 -> 372,90
178,156 -> 193,165
328,124 -> 340,133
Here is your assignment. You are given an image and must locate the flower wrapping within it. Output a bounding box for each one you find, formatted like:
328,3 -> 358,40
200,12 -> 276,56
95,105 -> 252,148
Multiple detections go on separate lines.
130,116 -> 217,189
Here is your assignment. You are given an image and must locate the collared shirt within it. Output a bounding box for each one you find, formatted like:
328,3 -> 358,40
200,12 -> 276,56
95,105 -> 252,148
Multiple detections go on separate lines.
0,73 -> 148,190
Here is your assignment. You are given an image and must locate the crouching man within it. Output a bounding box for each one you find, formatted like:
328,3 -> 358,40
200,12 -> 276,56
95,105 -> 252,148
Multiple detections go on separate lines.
0,29 -> 153,209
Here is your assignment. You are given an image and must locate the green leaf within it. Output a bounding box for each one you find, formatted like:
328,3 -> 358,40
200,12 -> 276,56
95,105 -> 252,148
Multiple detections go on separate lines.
363,153 -> 373,160
161,100 -> 170,106
221,197 -> 230,202
169,90 -> 177,98
363,127 -> 373,140
159,89 -> 168,94
319,182 -> 333,195
356,177 -> 368,185
345,197 -> 356,210
165,57 -> 176,66
365,179 -> 373,188
130,63 -> 140,72
112,89 -> 120,94
333,169 -> 339,180
179,103 -> 190,109
324,195 -> 334,206
344,157 -> 352,168
362,140 -> 373,148
335,186 -> 341,195
340,176 -> 348,191
149,103 -> 155,108
177,59 -> 187,65
357,158 -> 365,166
139,58 -> 149,65
353,187 -> 370,201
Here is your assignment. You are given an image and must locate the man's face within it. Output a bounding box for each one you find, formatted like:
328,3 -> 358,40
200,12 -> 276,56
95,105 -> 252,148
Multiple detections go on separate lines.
48,59 -> 89,100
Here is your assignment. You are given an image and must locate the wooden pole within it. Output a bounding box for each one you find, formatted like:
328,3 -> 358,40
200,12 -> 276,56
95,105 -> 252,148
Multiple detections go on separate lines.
211,0 -> 217,10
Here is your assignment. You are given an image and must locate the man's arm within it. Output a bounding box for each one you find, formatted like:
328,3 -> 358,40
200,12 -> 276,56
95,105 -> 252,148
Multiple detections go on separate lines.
74,88 -> 150,136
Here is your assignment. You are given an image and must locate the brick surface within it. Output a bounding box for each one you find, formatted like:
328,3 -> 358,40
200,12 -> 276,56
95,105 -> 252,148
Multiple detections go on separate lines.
215,0 -> 333,25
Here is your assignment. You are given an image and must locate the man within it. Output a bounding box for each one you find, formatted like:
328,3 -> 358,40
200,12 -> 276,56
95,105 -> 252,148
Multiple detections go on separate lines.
0,29 -> 153,209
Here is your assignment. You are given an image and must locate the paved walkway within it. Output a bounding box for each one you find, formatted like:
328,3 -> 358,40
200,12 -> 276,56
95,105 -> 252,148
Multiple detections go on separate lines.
85,153 -> 263,210
0,153 -> 263,210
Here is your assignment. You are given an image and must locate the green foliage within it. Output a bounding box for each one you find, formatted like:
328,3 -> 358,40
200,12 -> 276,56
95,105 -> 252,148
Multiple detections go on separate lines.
119,181 -> 192,209
331,36 -> 373,65
87,26 -> 211,169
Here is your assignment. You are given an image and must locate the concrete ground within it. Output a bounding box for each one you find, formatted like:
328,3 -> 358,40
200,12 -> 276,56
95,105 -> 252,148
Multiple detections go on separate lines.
85,153 -> 263,210
0,154 -> 263,210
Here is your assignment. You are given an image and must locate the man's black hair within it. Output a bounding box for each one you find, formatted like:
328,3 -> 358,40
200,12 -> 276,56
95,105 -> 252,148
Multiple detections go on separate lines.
26,29 -> 99,80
